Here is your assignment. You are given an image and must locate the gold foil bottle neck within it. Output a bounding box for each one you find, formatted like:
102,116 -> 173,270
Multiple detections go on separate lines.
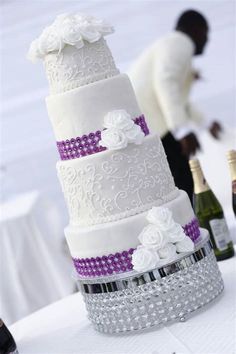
227,150 -> 236,163
189,158 -> 210,194
189,158 -> 201,171
227,150 -> 236,181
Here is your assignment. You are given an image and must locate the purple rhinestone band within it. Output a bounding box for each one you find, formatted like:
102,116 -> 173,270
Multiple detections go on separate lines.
134,115 -> 149,136
73,218 -> 201,278
57,115 -> 149,160
57,131 -> 106,161
183,218 -> 200,242
73,248 -> 135,278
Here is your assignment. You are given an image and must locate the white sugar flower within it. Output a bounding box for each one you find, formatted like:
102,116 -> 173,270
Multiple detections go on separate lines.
27,39 -> 43,62
125,124 -> 145,145
167,223 -> 186,243
38,25 -> 64,56
74,13 -> 88,22
146,207 -> 175,231
27,13 -> 114,61
132,246 -> 159,272
59,16 -> 84,48
93,20 -> 114,35
175,236 -> 194,253
158,243 -> 177,261
84,14 -> 114,35
138,224 -> 167,250
80,24 -> 101,43
80,15 -> 114,35
100,128 -> 128,150
103,110 -> 134,131
54,13 -> 70,24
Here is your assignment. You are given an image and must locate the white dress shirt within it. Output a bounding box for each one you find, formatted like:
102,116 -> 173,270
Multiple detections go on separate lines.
129,31 -> 204,139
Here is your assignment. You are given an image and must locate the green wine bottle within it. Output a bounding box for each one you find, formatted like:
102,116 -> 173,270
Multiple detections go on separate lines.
227,150 -> 236,217
189,159 -> 234,261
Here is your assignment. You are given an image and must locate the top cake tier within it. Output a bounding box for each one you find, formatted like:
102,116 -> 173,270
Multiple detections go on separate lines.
28,13 -> 119,94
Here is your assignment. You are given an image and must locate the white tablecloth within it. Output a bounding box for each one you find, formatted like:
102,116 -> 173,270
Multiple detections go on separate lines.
10,254 -> 236,354
0,191 -> 74,324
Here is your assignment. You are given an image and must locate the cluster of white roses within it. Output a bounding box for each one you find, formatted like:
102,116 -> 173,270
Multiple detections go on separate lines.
132,207 -> 194,272
99,110 -> 145,150
27,13 -> 113,62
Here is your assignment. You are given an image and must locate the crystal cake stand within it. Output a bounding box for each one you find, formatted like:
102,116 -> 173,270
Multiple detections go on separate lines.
76,230 -> 224,334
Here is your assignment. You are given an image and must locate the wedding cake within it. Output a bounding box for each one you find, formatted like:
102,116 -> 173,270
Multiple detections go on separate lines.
28,13 -> 224,333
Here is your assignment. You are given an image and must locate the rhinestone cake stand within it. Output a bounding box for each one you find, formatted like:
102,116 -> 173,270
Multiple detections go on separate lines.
76,230 -> 224,334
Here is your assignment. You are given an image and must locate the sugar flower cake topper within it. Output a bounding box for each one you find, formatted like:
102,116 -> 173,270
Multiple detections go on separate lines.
99,110 -> 145,150
132,207 -> 194,272
28,13 -> 114,62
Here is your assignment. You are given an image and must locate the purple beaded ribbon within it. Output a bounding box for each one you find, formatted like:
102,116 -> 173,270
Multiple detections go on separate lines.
57,115 -> 149,160
73,218 -> 201,278
183,217 -> 200,243
73,249 -> 135,278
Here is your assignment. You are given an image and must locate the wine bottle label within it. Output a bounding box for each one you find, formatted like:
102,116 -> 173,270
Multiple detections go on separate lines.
209,218 -> 230,251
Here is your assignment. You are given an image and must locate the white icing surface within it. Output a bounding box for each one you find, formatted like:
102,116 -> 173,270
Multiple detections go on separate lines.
57,134 -> 177,226
65,190 -> 195,258
44,38 -> 119,94
46,74 -> 141,140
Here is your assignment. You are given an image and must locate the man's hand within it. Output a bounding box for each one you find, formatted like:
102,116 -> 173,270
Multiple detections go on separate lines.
193,70 -> 202,81
209,121 -> 222,139
179,132 -> 201,158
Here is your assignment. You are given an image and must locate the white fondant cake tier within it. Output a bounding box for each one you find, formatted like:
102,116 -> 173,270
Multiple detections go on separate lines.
65,190 -> 194,258
57,134 -> 177,226
44,38 -> 119,95
46,74 -> 142,141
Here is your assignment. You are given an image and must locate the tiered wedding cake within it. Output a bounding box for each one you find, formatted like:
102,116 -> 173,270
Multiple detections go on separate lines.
28,13 -> 223,333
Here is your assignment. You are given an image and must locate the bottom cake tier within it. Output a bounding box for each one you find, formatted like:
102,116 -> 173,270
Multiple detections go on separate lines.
76,229 -> 224,334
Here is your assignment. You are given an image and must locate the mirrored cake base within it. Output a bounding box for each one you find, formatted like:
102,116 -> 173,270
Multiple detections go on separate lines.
75,230 -> 224,334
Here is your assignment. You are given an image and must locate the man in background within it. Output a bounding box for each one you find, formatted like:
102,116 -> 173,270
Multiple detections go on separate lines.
129,9 -> 221,201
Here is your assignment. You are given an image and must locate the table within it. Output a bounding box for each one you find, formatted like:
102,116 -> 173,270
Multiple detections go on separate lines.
0,191 -> 74,324
10,254 -> 236,354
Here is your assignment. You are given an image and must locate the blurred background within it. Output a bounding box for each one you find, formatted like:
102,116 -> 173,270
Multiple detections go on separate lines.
0,0 -> 235,324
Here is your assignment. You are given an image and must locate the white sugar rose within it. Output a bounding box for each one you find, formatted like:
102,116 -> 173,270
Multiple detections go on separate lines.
146,207 -> 175,231
100,128 -> 128,150
167,223 -> 186,243
132,246 -> 159,272
60,17 -> 84,48
27,39 -> 43,62
74,13 -> 88,22
138,224 -> 167,250
93,20 -> 114,35
80,25 -> 101,43
27,13 -> 114,61
176,236 -> 194,253
54,13 -> 70,25
103,110 -> 134,131
86,15 -> 114,35
125,124 -> 145,145
158,243 -> 177,260
38,25 -> 64,56
74,14 -> 113,35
